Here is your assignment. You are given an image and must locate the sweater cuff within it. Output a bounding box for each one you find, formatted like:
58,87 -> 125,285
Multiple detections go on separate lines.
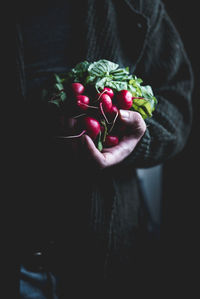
119,128 -> 151,168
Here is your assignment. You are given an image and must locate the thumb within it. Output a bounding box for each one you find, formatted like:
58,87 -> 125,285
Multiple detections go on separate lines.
119,110 -> 146,136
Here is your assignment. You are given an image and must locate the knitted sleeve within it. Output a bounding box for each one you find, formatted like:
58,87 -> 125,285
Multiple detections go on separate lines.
120,2 -> 194,168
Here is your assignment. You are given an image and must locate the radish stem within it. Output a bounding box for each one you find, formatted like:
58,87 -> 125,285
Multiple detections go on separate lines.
100,102 -> 110,124
109,111 -> 119,133
94,90 -> 107,103
56,130 -> 86,139
72,113 -> 86,119
83,103 -> 98,109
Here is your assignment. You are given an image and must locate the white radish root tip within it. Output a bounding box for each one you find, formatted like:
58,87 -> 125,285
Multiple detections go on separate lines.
56,130 -> 86,139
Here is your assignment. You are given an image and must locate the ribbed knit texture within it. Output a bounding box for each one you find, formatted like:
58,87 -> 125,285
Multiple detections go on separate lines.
85,0 -> 123,62
16,23 -> 26,102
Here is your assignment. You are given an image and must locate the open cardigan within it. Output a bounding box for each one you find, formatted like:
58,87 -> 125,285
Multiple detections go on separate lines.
16,0 -> 193,284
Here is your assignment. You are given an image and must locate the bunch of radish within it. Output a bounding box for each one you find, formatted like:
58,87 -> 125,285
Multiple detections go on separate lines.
60,82 -> 137,150
46,60 -> 157,150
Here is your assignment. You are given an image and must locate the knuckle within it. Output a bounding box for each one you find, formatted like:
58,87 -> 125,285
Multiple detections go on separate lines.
134,111 -> 143,123
134,112 -> 146,134
122,142 -> 133,156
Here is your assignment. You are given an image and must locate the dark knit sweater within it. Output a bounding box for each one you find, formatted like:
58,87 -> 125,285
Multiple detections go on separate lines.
16,0 -> 193,286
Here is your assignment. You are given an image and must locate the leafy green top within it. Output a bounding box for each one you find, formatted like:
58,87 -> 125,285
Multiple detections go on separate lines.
45,59 -> 158,119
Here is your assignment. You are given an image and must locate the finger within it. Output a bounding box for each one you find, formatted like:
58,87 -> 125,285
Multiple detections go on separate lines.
83,135 -> 107,168
119,110 -> 146,137
103,135 -> 139,154
102,134 -> 140,165
83,134 -> 124,169
83,134 -> 137,169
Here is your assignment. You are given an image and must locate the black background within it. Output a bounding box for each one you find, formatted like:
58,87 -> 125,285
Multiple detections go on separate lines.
162,1 -> 199,237
161,0 -> 199,291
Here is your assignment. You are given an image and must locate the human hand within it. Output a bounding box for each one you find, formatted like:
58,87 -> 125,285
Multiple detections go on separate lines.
81,110 -> 146,169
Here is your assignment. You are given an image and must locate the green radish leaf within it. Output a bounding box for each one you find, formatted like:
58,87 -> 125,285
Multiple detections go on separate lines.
85,75 -> 96,85
131,104 -> 148,119
54,73 -> 62,83
141,86 -> 158,108
88,59 -> 119,76
95,77 -> 109,92
141,85 -> 154,96
97,131 -> 103,151
48,99 -> 61,108
105,80 -> 128,91
55,83 -> 64,91
97,140 -> 103,152
66,61 -> 90,82
128,79 -> 143,96
60,91 -> 67,102
71,61 -> 90,75
132,98 -> 154,119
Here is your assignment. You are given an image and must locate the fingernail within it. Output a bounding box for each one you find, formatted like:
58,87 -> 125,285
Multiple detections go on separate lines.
120,110 -> 130,119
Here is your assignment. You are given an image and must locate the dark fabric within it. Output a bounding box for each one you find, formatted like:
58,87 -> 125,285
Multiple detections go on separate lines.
16,0 -> 193,288
20,1 -> 85,93
83,0 -> 193,168
16,23 -> 26,102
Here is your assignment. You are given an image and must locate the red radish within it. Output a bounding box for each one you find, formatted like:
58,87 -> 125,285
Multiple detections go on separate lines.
71,83 -> 85,95
104,135 -> 119,147
107,105 -> 118,119
116,90 -> 133,109
99,94 -> 112,113
84,117 -> 101,140
102,87 -> 114,99
76,95 -> 90,110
